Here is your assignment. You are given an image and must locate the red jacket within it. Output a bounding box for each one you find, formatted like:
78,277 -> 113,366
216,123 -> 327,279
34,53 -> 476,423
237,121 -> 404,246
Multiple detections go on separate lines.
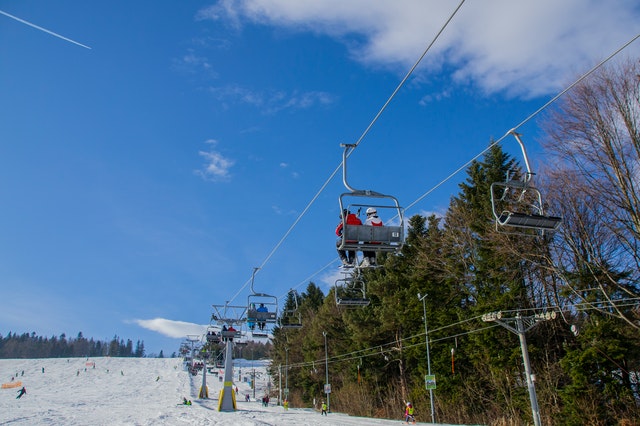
336,213 -> 362,236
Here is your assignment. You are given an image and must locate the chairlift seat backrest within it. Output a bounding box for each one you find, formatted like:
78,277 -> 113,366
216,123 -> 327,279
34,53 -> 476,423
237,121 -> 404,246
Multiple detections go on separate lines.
220,330 -> 240,339
247,309 -> 277,322
341,224 -> 403,251
206,333 -> 221,343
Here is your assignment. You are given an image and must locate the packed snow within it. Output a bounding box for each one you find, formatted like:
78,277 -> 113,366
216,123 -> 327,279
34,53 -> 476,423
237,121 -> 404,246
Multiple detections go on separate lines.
0,356 -> 474,425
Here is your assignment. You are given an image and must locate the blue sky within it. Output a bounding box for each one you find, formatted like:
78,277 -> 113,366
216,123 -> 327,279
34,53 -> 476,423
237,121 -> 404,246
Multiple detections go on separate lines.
1,0 -> 639,356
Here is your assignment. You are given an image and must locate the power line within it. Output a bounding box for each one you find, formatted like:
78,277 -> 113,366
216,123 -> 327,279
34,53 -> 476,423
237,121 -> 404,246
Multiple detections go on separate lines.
282,298 -> 639,371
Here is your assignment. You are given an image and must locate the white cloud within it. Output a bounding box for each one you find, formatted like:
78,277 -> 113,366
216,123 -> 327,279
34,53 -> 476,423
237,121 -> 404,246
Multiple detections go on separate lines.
207,85 -> 336,113
198,0 -> 640,99
171,48 -> 217,78
132,318 -> 208,338
196,139 -> 235,182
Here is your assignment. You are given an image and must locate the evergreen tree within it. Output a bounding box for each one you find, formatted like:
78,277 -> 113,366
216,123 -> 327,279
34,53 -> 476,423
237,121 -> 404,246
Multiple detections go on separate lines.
135,340 -> 145,357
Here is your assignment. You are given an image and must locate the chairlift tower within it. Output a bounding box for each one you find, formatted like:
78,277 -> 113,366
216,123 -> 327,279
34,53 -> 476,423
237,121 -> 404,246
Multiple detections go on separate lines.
211,302 -> 247,412
481,310 -> 557,426
199,346 -> 210,399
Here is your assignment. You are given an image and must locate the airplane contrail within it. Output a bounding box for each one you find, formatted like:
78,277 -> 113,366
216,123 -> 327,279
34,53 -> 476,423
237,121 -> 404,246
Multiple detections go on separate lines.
0,9 -> 91,50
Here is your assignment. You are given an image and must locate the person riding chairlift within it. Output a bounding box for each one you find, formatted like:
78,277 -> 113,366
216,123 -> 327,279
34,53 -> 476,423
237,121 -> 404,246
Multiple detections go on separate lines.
336,209 -> 362,266
362,207 -> 383,267
256,304 -> 268,330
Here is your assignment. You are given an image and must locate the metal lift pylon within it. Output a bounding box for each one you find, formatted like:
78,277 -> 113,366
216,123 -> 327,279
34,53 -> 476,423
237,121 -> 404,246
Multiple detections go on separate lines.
218,340 -> 236,411
211,302 -> 247,412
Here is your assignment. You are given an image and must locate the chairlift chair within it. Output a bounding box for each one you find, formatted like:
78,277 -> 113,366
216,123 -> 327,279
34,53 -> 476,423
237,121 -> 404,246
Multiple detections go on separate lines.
490,131 -> 562,235
246,268 -> 278,337
215,352 -> 225,369
334,273 -> 370,307
220,327 -> 238,342
280,290 -> 303,329
206,326 -> 221,344
337,144 -> 405,254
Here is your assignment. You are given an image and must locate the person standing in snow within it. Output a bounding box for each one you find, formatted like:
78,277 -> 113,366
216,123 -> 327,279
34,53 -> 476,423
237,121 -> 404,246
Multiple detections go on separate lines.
321,400 -> 328,415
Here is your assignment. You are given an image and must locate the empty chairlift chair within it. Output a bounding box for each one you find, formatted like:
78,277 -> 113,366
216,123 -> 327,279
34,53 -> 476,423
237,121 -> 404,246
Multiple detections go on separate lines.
279,290 -> 303,329
490,131 -> 562,235
334,270 -> 370,307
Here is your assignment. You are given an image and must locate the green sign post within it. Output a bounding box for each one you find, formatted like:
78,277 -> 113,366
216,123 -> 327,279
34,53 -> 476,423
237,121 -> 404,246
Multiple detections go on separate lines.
425,374 -> 436,390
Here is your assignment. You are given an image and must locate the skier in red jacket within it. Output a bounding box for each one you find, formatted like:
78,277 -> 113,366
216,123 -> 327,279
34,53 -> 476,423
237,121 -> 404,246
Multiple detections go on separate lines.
336,209 -> 362,266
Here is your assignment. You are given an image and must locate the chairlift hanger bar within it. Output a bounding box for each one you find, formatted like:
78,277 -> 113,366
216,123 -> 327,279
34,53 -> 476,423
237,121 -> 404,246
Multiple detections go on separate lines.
341,143 -> 386,197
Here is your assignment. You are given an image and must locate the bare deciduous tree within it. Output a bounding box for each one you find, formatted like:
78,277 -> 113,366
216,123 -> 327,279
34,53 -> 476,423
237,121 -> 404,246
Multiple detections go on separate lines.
541,58 -> 640,328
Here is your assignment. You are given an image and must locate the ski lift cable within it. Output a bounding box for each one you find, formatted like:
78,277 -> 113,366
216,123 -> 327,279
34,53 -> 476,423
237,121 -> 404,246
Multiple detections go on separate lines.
349,0 -> 467,153
404,31 -> 640,215
226,0 -> 468,305
271,31 -> 640,312
276,259 -> 338,300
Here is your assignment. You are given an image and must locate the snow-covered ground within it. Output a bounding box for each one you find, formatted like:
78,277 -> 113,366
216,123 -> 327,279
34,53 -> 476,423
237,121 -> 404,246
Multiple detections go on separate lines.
0,356 -> 472,425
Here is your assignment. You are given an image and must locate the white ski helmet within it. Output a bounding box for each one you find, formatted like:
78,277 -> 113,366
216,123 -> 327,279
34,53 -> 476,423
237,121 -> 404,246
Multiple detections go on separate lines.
366,207 -> 377,215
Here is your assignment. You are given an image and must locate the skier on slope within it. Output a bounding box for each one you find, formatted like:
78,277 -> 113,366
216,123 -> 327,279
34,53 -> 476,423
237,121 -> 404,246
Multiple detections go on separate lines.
16,387 -> 26,399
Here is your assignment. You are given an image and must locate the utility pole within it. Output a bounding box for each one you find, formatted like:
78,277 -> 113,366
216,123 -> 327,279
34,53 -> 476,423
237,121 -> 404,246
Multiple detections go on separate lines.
278,364 -> 282,406
418,293 -> 435,423
251,348 -> 256,400
323,331 -> 330,412
285,346 -> 289,401
481,310 -> 557,426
